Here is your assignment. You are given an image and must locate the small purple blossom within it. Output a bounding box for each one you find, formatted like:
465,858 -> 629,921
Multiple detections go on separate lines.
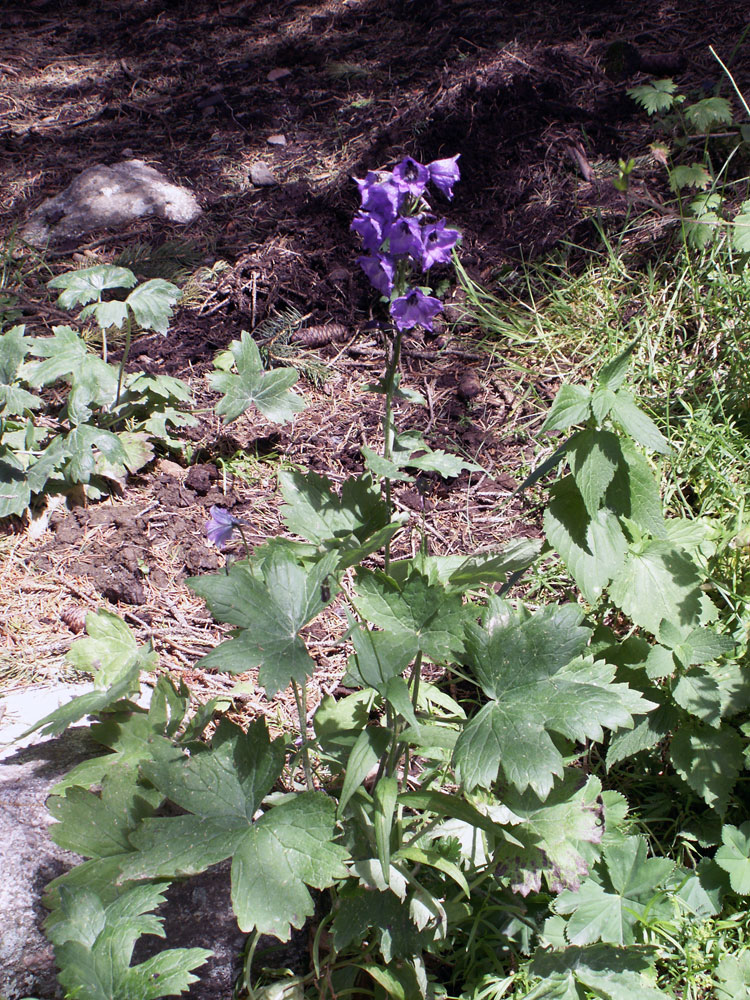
427,154 -> 461,200
355,173 -> 402,224
351,212 -> 385,253
392,156 -> 429,198
205,506 -> 246,549
390,288 -> 443,332
420,218 -> 460,269
358,253 -> 395,296
386,216 -> 424,260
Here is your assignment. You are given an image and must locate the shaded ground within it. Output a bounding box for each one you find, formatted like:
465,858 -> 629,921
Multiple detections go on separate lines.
1,0 -> 748,685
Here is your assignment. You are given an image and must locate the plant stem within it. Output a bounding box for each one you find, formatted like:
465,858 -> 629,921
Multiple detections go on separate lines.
291,679 -> 314,791
114,311 -> 132,407
382,324 -> 404,575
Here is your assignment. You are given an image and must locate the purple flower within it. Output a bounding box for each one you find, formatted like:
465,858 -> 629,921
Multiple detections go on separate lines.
392,156 -> 429,198
206,506 -> 246,549
420,219 -> 460,269
358,254 -> 395,296
427,155 -> 461,200
390,288 -> 443,332
351,212 -> 385,253
386,216 -> 424,260
355,173 -> 402,223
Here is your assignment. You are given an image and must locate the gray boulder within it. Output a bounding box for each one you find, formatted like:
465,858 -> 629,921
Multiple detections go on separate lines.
0,726 -> 244,1000
21,159 -> 201,247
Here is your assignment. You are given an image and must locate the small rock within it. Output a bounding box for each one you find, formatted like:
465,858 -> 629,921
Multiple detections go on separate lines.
250,162 -> 278,187
267,133 -> 287,146
21,159 -> 202,248
267,68 -> 292,82
157,459 -> 184,479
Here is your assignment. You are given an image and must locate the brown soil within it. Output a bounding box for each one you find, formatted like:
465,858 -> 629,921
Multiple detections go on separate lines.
1,0 -> 747,701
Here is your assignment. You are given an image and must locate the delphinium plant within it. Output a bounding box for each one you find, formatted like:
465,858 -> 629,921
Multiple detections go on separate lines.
24,153 -> 748,1000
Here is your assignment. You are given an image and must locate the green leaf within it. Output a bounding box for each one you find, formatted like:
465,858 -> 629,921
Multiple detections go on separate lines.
672,668 -> 723,726
79,299 -> 130,331
0,325 -> 32,384
627,79 -> 678,115
374,776 -> 399,876
338,725 -> 391,815
528,944 -> 667,1000
63,423 -> 129,483
125,278 -> 180,333
497,774 -> 606,895
0,453 -> 31,517
231,792 -> 349,939
333,885 -> 432,962
684,96 -> 733,132
279,470 -> 395,566
609,391 -> 670,454
669,163 -> 712,192
45,883 -> 210,1000
541,384 -> 592,432
670,721 -> 743,813
120,719 -> 285,881
715,952 -> 750,1000
569,429 -> 621,517
555,836 -> 673,946
715,822 -> 750,894
598,338 -> 640,392
442,537 -> 543,591
25,325 -> 90,386
48,265 -> 137,308
544,477 -> 627,603
23,611 -> 154,738
189,549 -> 338,696
591,386 -> 618,425
606,700 -> 677,768
732,200 -> 750,253
345,622 -> 414,694
454,605 -> 653,796
609,540 -> 708,636
354,567 -> 467,663
208,331 -> 306,424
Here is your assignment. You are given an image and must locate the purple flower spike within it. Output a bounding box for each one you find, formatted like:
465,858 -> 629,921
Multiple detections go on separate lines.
386,216 -> 424,260
358,254 -> 395,296
390,288 -> 443,332
420,219 -> 461,269
392,156 -> 429,198
351,212 -> 385,253
427,154 -> 461,200
206,506 -> 246,549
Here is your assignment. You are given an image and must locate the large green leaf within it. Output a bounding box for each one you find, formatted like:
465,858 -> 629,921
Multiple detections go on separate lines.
454,604 -> 653,796
124,278 -> 180,334
354,567 -> 467,663
669,721 -> 743,813
554,836 -> 673,946
26,325 -> 90,386
120,719 -> 285,881
544,477 -> 627,604
0,452 -> 31,517
715,952 -> 750,1000
714,823 -> 750,894
609,391 -> 669,454
208,331 -> 306,424
231,792 -> 349,938
332,884 -> 434,963
279,471 -> 396,565
64,422 -> 129,483
526,944 -> 667,1000
48,265 -> 137,309
189,549 -> 338,695
732,200 -> 750,253
45,883 -> 210,1000
569,429 -> 622,517
609,540 -> 711,637
496,773 -> 606,895
345,622 -> 415,694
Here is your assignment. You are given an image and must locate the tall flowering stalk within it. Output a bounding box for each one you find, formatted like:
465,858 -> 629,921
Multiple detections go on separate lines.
352,154 -> 460,568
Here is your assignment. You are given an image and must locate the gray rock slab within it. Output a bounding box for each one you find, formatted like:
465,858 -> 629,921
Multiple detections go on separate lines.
0,694 -> 244,1000
249,161 -> 278,187
21,159 -> 202,247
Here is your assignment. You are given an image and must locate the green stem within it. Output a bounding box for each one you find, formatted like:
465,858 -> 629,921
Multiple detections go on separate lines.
115,311 -> 132,407
292,679 -> 314,791
382,325 -> 404,575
